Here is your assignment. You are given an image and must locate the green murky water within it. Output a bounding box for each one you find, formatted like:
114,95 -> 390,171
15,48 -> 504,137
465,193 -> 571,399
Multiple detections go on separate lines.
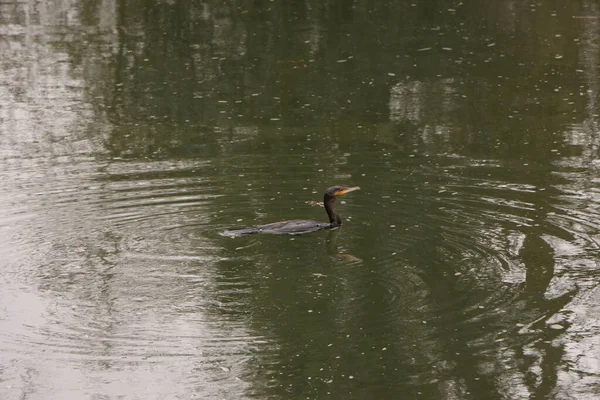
2,1 -> 600,399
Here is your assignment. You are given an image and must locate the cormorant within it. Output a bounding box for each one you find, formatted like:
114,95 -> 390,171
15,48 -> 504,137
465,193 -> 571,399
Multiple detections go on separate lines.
221,186 -> 360,237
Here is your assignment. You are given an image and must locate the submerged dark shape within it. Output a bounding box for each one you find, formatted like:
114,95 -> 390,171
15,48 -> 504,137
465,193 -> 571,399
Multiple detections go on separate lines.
221,186 -> 360,237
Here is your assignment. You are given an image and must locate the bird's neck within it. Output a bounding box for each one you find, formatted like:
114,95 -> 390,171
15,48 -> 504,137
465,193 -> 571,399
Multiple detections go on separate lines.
324,196 -> 342,226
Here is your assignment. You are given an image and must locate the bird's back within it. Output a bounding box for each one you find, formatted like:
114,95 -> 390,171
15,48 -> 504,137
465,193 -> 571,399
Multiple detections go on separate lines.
221,219 -> 332,237
257,220 -> 331,234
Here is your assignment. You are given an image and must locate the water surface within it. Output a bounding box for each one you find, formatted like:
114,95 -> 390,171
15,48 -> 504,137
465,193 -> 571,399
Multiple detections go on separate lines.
2,1 -> 600,399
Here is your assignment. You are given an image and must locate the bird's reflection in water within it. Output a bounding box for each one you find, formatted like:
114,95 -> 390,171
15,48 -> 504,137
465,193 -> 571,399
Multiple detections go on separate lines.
326,229 -> 362,263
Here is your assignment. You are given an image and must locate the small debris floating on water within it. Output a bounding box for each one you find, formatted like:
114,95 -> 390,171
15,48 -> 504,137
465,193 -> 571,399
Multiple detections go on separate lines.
306,200 -> 324,207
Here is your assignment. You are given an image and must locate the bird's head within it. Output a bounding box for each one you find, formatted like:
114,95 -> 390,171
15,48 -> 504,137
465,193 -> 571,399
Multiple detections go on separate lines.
324,186 -> 361,200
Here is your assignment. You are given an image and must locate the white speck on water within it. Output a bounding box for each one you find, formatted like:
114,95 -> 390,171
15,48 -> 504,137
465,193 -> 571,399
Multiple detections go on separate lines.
417,47 -> 432,52
388,72 -> 396,76
236,219 -> 243,222
308,309 -> 313,313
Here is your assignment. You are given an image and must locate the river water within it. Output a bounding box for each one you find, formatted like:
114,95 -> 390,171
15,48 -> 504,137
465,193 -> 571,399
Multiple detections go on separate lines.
1,1 -> 600,399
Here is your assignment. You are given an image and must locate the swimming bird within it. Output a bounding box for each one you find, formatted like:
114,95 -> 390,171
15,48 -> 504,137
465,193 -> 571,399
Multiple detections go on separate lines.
221,186 -> 360,237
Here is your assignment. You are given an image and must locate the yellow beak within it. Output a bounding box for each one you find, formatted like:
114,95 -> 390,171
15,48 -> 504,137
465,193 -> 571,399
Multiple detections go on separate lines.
337,186 -> 361,196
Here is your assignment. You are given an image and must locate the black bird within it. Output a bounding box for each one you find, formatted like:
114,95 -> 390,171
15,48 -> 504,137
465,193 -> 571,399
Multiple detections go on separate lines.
221,186 -> 360,237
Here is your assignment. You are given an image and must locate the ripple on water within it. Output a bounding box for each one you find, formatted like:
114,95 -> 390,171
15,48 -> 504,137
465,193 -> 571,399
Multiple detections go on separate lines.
0,156 -> 284,399
323,159 -> 596,368
3,151 -> 600,397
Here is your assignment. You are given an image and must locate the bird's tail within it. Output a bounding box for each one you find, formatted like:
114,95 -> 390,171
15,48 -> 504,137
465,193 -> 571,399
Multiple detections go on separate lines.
219,227 -> 260,238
